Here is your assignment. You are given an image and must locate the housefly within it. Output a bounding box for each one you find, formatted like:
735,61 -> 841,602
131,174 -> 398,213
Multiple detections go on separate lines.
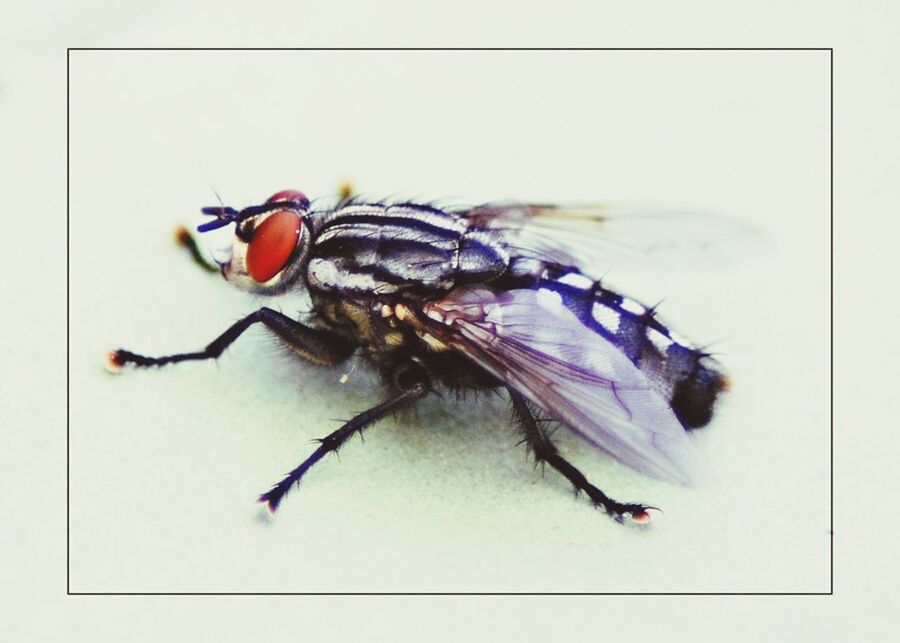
107,188 -> 733,524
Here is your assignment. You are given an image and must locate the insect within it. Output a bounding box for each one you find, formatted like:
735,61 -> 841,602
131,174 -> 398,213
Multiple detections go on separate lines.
107,188 -> 731,524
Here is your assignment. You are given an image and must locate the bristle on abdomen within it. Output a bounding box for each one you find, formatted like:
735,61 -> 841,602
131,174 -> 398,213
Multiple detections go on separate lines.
536,267 -> 727,430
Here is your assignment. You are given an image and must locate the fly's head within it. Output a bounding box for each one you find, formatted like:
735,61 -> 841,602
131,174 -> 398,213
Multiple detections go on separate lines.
199,190 -> 313,295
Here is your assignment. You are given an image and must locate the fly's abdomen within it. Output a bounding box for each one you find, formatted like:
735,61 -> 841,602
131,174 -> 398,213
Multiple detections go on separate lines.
306,203 -> 508,296
536,267 -> 728,430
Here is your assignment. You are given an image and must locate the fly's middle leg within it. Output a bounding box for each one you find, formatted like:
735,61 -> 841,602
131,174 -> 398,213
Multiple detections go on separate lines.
508,388 -> 657,524
107,307 -> 357,371
259,370 -> 430,512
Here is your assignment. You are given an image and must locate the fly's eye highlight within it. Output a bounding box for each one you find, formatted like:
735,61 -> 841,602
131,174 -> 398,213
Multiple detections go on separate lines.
246,209 -> 303,282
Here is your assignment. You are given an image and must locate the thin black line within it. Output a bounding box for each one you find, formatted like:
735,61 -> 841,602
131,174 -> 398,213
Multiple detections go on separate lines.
829,48 -> 834,596
66,47 -> 833,52
67,46 -> 835,597
68,592 -> 833,597
66,47 -> 71,596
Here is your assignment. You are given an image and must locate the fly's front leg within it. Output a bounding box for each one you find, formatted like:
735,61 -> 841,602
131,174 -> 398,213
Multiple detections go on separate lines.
173,225 -> 220,273
509,389 -> 658,524
106,307 -> 357,372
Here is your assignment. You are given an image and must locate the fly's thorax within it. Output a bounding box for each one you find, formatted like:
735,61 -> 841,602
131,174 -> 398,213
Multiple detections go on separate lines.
309,292 -> 409,351
304,203 -> 509,298
310,291 -> 459,371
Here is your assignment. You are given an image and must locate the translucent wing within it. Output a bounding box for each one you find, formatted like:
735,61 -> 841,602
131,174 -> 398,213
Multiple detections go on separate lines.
414,286 -> 705,485
463,202 -> 762,273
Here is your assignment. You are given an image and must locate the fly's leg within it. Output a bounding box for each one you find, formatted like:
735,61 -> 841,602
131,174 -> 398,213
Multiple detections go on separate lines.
173,225 -> 220,273
106,307 -> 357,371
509,388 -> 658,524
259,374 -> 430,512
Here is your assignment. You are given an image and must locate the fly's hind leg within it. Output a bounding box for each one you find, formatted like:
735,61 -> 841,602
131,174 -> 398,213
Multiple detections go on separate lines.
106,307 -> 357,371
508,388 -> 657,524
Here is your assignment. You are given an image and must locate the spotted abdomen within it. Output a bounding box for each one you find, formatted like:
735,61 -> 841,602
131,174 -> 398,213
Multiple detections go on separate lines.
537,267 -> 728,430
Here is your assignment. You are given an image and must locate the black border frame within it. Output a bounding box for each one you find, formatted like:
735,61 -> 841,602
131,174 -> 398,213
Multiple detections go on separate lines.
66,47 -> 833,597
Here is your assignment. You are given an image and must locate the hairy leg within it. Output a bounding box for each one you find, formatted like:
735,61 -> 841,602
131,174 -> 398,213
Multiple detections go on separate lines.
259,379 -> 429,511
107,307 -> 357,371
509,388 -> 656,523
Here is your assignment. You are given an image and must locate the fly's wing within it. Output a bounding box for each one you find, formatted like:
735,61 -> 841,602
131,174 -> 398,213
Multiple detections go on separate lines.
462,202 -> 762,273
415,286 -> 705,485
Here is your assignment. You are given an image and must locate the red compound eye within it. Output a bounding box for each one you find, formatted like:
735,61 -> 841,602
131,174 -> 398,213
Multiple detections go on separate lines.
246,210 -> 302,282
267,189 -> 308,205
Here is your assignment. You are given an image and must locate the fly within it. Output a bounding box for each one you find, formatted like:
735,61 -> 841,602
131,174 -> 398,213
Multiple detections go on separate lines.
106,188 -> 733,524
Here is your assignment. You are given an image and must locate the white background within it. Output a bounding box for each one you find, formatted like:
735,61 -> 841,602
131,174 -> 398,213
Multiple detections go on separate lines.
67,50 -> 829,593
1,0 -> 897,640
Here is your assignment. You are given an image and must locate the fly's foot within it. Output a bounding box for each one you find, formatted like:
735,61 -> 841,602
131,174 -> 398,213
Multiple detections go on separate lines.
104,349 -> 126,373
600,502 -> 661,525
104,348 -> 159,371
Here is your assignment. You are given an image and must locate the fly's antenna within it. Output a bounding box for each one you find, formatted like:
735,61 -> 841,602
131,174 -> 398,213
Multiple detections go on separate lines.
198,192 -> 311,234
197,204 -> 243,232
197,202 -> 279,233
196,182 -> 238,232
212,186 -> 227,208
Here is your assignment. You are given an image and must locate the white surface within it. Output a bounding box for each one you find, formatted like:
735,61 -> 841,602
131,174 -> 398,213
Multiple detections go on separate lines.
7,1 -> 900,639
67,50 -> 830,593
